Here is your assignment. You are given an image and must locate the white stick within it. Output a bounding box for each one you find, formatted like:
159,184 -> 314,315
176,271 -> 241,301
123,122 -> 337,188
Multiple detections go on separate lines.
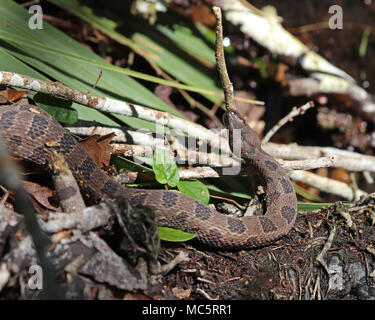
290,170 -> 366,200
0,71 -> 230,153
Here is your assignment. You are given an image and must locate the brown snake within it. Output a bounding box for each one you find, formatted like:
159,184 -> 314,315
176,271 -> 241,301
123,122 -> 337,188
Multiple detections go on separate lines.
0,104 -> 297,249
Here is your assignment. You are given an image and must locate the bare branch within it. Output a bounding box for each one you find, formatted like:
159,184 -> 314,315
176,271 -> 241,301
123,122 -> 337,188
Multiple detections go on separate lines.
262,101 -> 314,144
290,170 -> 366,200
0,71 -> 230,153
213,6 -> 236,111
48,149 -> 86,213
264,143 -> 375,172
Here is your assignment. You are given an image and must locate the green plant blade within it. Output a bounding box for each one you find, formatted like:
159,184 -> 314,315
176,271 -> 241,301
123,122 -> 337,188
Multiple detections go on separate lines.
152,148 -> 179,187
33,93 -> 78,124
298,202 -> 351,211
47,0 -> 223,103
0,0 -> 183,131
177,180 -> 210,204
159,227 -> 197,242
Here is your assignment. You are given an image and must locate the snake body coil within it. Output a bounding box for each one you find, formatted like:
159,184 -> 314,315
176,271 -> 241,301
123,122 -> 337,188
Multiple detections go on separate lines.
0,104 -> 297,249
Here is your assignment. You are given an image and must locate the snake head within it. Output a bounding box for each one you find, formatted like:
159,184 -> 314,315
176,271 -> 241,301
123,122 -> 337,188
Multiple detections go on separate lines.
223,109 -> 261,156
222,109 -> 246,129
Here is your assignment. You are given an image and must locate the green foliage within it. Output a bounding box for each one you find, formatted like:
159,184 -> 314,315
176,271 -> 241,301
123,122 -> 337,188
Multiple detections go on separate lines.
113,156 -> 153,173
158,226 -> 197,242
47,0 -> 223,103
359,27 -> 371,58
292,183 -> 322,202
152,148 -> 180,187
177,180 -> 210,204
0,0 -> 182,131
33,93 -> 77,124
298,202 -> 351,211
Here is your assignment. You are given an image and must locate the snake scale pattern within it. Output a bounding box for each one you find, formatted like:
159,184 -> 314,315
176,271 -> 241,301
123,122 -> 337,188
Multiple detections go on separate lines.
0,104 -> 297,249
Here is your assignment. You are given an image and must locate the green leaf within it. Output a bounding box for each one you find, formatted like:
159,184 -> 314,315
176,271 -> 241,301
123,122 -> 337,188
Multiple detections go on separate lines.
134,156 -> 154,167
158,226 -> 197,242
0,46 -> 47,78
111,155 -> 153,173
359,27 -> 371,58
298,202 -> 351,211
33,93 -> 77,124
152,148 -> 179,187
206,183 -> 252,200
46,0 -> 223,103
155,23 -> 216,66
177,180 -> 210,204
132,32 -> 221,103
297,202 -> 332,211
0,0 -> 184,131
293,183 -> 322,202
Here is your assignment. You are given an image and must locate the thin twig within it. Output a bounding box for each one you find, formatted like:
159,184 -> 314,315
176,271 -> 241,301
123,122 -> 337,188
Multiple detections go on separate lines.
48,149 -> 86,213
213,6 -> 236,111
349,172 -> 360,202
310,274 -> 322,300
197,277 -> 216,285
196,288 -> 219,300
262,101 -> 314,144
263,143 -> 375,172
363,171 -> 374,184
335,202 -> 355,231
161,250 -> 190,275
316,224 -> 336,274
87,70 -> 102,94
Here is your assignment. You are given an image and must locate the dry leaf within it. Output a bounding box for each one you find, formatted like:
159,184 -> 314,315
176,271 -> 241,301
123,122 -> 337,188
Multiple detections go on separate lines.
172,287 -> 191,299
22,181 -> 61,211
7,89 -> 28,102
79,133 -> 115,167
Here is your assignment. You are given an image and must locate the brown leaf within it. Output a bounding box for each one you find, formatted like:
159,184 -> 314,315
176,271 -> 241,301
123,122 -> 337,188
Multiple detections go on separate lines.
0,86 -> 29,104
172,287 -> 191,299
79,133 -> 115,168
22,181 -> 61,211
8,89 -> 28,102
